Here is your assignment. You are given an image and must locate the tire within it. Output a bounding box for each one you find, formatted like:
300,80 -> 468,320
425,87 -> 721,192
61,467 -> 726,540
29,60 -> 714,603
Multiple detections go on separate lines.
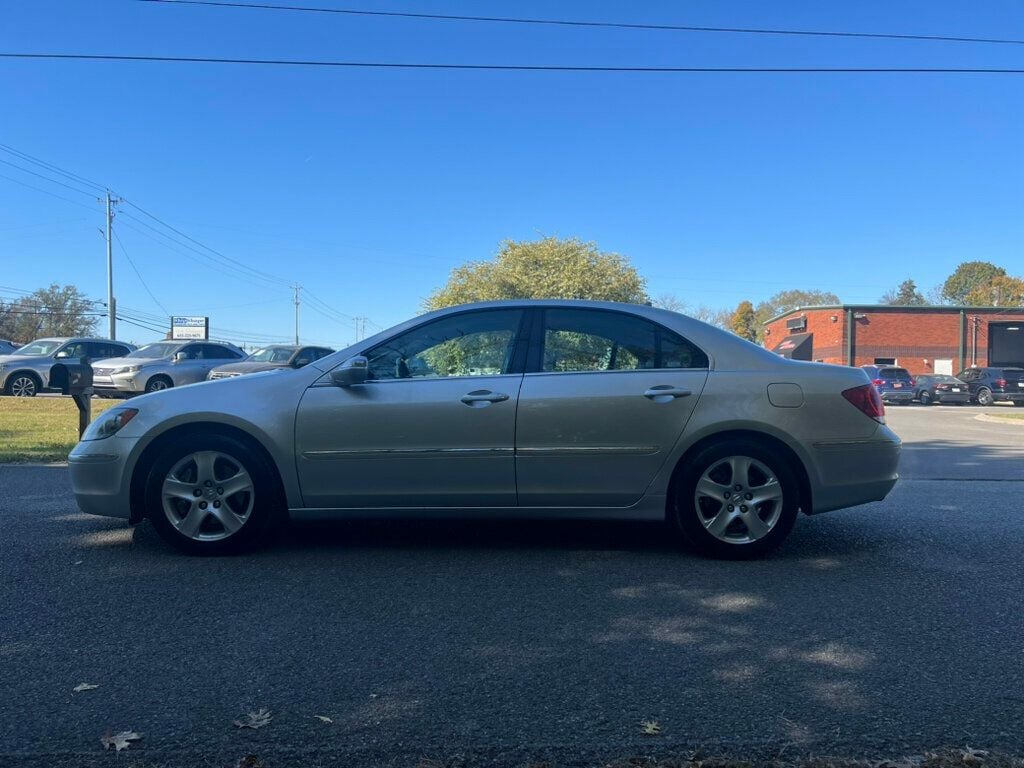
5,372 -> 41,397
977,388 -> 994,407
1013,401 -> 1024,408
144,375 -> 173,394
143,432 -> 284,555
670,439 -> 800,560
919,391 -> 933,406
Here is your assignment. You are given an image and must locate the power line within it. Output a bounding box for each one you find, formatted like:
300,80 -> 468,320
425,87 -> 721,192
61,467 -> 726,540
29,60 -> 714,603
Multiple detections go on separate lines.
0,157 -> 99,198
122,199 -> 290,287
0,143 -> 107,192
3,53 -> 1024,74
134,0 -> 1024,47
0,171 -> 98,211
112,228 -> 171,315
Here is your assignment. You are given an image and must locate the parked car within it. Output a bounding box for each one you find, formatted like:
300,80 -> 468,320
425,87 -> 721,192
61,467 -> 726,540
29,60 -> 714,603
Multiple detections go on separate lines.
91,340 -> 246,396
913,374 -> 970,405
208,344 -> 334,380
0,339 -> 17,355
860,365 -> 915,405
0,337 -> 136,397
69,300 -> 900,559
956,366 -> 1024,406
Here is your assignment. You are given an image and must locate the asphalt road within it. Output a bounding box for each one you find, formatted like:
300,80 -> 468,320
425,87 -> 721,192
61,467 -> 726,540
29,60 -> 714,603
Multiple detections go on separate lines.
2,406 -> 1023,767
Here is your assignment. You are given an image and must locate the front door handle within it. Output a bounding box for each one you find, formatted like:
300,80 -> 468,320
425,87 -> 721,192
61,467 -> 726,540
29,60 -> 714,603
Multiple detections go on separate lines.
460,390 -> 510,407
643,385 -> 692,402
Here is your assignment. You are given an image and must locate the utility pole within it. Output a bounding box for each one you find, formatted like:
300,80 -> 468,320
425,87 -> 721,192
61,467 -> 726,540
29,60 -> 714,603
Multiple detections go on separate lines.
293,284 -> 301,345
102,190 -> 122,340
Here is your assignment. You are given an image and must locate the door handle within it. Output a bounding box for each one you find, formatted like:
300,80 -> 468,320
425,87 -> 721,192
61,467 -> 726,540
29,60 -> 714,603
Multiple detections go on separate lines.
643,386 -> 692,401
460,390 -> 510,406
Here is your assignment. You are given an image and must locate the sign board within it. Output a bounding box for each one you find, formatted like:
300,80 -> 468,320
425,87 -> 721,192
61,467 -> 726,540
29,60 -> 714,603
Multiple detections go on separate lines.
170,316 -> 209,340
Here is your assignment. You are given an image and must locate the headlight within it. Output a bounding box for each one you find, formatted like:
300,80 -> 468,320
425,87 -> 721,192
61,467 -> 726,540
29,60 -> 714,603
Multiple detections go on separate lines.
81,408 -> 139,441
113,365 -> 141,374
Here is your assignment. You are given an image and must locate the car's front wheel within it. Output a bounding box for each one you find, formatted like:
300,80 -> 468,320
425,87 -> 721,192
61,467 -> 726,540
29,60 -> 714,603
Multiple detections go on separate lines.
671,439 -> 799,559
144,433 -> 283,554
145,375 -> 172,394
5,373 -> 40,397
920,391 -> 933,405
977,387 -> 994,406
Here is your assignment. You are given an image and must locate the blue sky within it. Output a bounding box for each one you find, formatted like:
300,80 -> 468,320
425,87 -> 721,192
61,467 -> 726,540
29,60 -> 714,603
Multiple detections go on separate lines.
1,0 -> 1022,347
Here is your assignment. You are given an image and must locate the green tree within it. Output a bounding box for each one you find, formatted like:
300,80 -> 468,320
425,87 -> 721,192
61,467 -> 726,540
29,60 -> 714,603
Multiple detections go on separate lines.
881,279 -> 926,306
0,283 -> 97,342
753,289 -> 840,342
942,261 -> 1006,304
426,236 -> 648,310
730,300 -> 758,341
964,274 -> 1024,306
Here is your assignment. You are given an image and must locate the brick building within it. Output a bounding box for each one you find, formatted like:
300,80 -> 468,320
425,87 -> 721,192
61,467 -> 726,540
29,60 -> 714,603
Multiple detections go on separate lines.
763,305 -> 1024,376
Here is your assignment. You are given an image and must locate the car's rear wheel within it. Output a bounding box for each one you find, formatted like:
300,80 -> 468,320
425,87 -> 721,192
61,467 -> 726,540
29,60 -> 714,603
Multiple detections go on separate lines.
977,387 -> 994,407
920,391 -> 933,405
144,433 -> 282,555
671,439 -> 799,559
5,373 -> 40,397
145,375 -> 172,394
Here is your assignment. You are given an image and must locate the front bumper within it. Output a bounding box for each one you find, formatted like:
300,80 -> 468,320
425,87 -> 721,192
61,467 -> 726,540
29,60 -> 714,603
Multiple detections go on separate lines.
92,371 -> 144,394
808,426 -> 901,514
68,436 -> 138,519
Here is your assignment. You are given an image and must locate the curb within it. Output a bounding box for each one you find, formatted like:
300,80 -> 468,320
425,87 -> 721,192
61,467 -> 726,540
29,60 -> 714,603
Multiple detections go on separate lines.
974,413 -> 1024,426
0,461 -> 68,468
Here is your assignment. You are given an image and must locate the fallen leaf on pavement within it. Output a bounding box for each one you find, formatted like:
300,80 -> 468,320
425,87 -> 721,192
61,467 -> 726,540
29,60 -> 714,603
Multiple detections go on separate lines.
234,708 -> 272,729
640,720 -> 662,735
313,715 -> 333,723
73,683 -> 99,692
100,730 -> 142,751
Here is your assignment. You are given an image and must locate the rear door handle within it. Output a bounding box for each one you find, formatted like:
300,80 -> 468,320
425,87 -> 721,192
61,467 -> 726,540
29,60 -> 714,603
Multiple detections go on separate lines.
461,390 -> 510,406
643,386 -> 692,401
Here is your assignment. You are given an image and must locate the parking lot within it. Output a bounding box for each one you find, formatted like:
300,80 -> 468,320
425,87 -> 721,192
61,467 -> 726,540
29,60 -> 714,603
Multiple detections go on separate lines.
1,406 -> 1023,767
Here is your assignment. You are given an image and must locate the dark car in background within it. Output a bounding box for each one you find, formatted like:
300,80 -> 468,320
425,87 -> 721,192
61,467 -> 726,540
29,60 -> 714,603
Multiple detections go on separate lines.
207,344 -> 335,380
914,374 -> 970,405
956,366 -> 1024,406
860,365 -> 915,405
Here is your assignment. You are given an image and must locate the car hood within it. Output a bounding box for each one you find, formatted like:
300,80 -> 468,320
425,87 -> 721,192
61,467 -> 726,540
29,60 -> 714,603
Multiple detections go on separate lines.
212,361 -> 291,374
92,356 -> 166,368
0,354 -> 48,365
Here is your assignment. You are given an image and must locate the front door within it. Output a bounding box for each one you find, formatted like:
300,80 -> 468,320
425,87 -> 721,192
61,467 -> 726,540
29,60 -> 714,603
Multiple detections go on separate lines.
516,307 -> 709,507
295,308 -> 527,508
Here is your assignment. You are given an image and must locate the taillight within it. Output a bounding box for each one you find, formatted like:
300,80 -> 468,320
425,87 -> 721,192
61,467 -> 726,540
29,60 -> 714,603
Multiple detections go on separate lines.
909,378 -> 916,387
872,378 -> 885,387
842,384 -> 886,423
995,379 -> 1007,388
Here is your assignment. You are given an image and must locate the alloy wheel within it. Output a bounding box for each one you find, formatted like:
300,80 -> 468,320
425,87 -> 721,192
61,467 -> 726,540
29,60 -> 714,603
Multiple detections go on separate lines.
694,455 -> 784,544
147,378 -> 170,392
978,388 -> 993,406
161,450 -> 254,541
10,376 -> 37,397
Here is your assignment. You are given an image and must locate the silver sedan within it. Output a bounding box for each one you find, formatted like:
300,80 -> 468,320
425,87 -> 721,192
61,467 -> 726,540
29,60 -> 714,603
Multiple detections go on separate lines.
68,300 -> 900,558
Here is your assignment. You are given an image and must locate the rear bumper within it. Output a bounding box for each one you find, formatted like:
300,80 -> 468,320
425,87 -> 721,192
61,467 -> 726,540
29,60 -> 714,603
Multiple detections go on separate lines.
993,392 -> 1024,402
935,393 -> 970,403
880,391 -> 913,403
807,427 -> 901,514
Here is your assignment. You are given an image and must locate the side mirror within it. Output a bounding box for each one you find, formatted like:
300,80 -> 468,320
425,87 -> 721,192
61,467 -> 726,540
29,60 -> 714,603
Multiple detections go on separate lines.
330,355 -> 368,387
293,358 -> 311,368
173,352 -> 187,363
54,349 -> 71,359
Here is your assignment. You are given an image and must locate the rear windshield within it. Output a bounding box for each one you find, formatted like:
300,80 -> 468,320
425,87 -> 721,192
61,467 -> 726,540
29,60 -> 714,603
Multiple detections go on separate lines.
879,367 -> 911,379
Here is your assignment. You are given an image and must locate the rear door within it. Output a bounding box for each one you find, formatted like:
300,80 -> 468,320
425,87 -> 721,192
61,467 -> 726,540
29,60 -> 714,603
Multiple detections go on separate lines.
515,307 -> 709,507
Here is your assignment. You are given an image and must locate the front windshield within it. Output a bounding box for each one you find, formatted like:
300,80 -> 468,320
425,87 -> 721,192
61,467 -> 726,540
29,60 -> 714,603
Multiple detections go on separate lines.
128,342 -> 182,359
247,346 -> 295,363
14,339 -> 63,356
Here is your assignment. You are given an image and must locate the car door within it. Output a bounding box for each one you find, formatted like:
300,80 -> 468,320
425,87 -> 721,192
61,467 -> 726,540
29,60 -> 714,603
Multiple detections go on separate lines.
295,308 -> 528,508
515,307 -> 710,507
